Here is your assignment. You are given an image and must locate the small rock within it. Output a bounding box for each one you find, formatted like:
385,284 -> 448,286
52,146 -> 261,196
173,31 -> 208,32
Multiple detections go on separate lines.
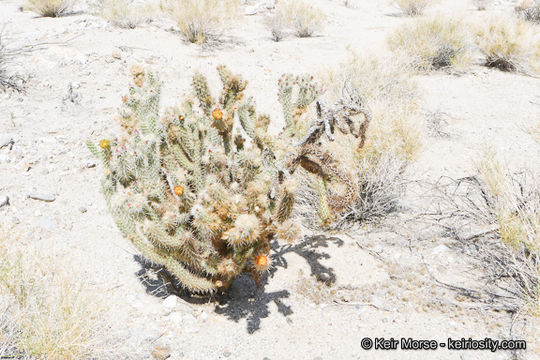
111,51 -> 122,60
198,312 -> 208,321
151,346 -> 171,360
0,196 -> 9,208
79,206 -> 87,213
163,296 -> 177,309
83,161 -> 96,168
244,5 -> 258,15
28,193 -> 56,202
0,136 -> 14,150
432,244 -> 450,256
223,351 -> 231,357
11,216 -> 20,224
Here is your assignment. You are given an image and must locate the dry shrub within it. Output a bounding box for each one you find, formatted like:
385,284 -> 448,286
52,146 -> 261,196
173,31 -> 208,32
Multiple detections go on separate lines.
424,150 -> 539,315
388,15 -> 473,72
474,15 -> 540,74
472,0 -> 492,11
266,12 -> 285,42
394,0 -> 437,16
0,35 -> 25,92
0,225 -> 120,359
294,52 -> 421,229
516,0 -> 540,23
475,152 -> 539,253
275,0 -> 325,38
160,0 -> 240,44
97,0 -> 155,29
322,51 -> 421,162
25,0 -> 74,17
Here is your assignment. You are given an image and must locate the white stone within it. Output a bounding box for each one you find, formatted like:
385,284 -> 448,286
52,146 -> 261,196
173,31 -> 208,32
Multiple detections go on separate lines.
244,5 -> 258,15
163,296 -> 177,309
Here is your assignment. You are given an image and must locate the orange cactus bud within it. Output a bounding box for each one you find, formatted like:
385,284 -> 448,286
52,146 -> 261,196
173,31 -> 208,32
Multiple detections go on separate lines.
99,139 -> 110,149
254,255 -> 270,272
212,108 -> 223,120
173,185 -> 184,196
255,255 -> 268,267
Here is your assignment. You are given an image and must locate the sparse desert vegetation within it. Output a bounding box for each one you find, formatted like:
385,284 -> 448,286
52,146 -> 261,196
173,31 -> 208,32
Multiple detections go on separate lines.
474,14 -> 540,73
394,0 -> 437,16
160,0 -> 240,44
0,34 -> 24,92
0,225 -> 121,359
1,0 -> 539,358
96,0 -> 154,29
25,0 -> 73,16
516,0 -> 540,23
274,0 -> 325,38
388,16 -> 473,72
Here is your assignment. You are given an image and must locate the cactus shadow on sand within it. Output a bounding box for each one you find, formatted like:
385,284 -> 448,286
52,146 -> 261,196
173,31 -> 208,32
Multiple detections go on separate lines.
134,234 -> 340,333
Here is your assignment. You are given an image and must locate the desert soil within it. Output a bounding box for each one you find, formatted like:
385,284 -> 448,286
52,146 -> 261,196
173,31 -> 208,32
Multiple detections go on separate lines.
1,0 -> 539,359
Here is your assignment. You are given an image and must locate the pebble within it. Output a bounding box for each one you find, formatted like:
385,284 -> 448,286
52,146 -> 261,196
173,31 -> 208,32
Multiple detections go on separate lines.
0,196 -> 9,208
79,206 -> 87,213
432,244 -> 450,256
0,136 -> 14,149
151,346 -> 171,360
83,160 -> 96,168
28,192 -> 56,202
245,5 -> 258,15
163,296 -> 177,309
198,312 -> 208,322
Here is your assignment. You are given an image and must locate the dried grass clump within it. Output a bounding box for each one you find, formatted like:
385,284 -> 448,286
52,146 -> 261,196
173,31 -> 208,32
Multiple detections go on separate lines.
275,0 -> 325,38
395,0 -> 437,16
424,150 -> 539,315
267,12 -> 285,42
475,153 -> 539,253
97,0 -> 154,29
472,0 -> 492,11
388,16 -> 473,72
474,15 -> 540,74
516,0 -> 540,23
294,53 -> 421,229
160,0 -> 240,44
0,226 -> 118,359
25,0 -> 74,17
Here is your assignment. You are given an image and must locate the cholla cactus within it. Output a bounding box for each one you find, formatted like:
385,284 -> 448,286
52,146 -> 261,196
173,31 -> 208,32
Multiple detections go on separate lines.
87,65 -> 300,292
278,75 -> 372,226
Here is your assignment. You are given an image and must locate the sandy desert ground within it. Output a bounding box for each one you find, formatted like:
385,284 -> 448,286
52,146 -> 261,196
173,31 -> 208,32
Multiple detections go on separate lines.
1,0 -> 539,359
